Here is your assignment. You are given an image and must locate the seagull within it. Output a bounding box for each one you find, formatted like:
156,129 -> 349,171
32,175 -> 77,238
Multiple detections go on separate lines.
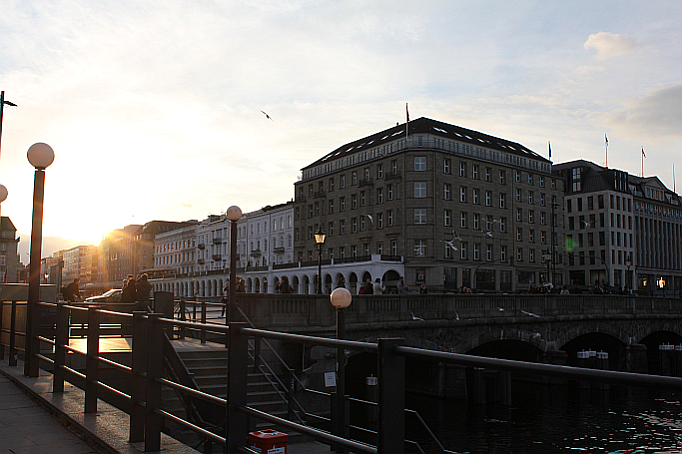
484,231 -> 493,238
454,310 -> 460,321
363,214 -> 374,225
2,100 -> 17,107
581,220 -> 591,227
261,110 -> 273,121
521,309 -> 540,318
409,311 -> 424,321
532,332 -> 541,339
497,307 -> 504,312
444,239 -> 458,251
452,230 -> 461,241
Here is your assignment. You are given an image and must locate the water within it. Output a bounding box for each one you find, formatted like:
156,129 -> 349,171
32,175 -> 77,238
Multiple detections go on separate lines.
404,382 -> 682,453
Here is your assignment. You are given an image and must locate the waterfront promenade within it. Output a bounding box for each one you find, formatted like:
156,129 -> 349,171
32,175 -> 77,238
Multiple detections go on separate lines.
0,358 -> 329,453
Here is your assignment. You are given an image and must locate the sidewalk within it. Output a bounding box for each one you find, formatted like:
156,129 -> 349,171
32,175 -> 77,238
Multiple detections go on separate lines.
0,358 -> 331,454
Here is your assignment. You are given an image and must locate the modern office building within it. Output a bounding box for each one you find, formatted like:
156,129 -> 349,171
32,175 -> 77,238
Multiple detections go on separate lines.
294,117 -> 565,292
554,160 -> 682,294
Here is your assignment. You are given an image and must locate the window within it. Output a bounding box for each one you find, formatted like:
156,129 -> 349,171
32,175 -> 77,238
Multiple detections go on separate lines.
340,196 -> 346,212
572,167 -> 581,192
472,165 -> 479,179
515,170 -> 521,183
329,178 -> 334,192
388,210 -> 394,226
472,189 -> 479,205
377,242 -> 383,254
388,185 -> 393,201
444,209 -> 452,226
528,191 -> 534,204
485,191 -> 492,207
377,212 -> 384,229
540,212 -> 546,225
528,174 -> 533,185
414,240 -> 426,257
414,157 -> 426,171
528,210 -> 534,224
500,245 -> 507,262
460,212 -> 467,229
361,191 -> 366,206
351,194 -> 357,209
460,162 -> 467,177
377,187 -> 384,204
415,209 -> 427,224
516,188 -> 522,202
377,164 -> 383,179
516,228 -> 522,242
340,220 -> 345,235
485,167 -> 491,182
352,171 -> 358,185
443,158 -> 451,174
486,244 -> 493,261
541,231 -> 546,244
414,182 -> 427,198
529,249 -> 535,262
444,183 -> 452,201
499,170 -> 505,185
341,175 -> 346,189
328,222 -> 334,236
529,229 -> 535,243
517,248 -> 523,262
460,187 -> 467,203
460,242 -> 468,260
499,193 -> 506,209
473,213 -> 479,230
539,176 -> 545,187
540,193 -> 545,207
352,217 -> 358,233
391,160 -> 398,174
473,244 -> 480,260
516,208 -> 522,222
391,241 -> 398,255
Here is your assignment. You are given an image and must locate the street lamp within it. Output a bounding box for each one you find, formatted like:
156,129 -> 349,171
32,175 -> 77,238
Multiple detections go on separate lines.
314,224 -> 326,294
625,254 -> 633,294
25,143 -> 54,377
330,287 -> 351,452
0,91 -> 17,162
226,205 -> 242,324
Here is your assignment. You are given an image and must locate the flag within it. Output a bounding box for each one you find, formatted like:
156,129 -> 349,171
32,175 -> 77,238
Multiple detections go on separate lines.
406,102 -> 410,123
605,134 -> 608,145
548,141 -> 551,159
641,147 -> 646,158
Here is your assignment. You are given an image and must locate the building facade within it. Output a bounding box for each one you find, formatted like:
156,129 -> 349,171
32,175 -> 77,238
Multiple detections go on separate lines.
294,118 -> 565,292
554,160 -> 682,295
0,217 -> 20,283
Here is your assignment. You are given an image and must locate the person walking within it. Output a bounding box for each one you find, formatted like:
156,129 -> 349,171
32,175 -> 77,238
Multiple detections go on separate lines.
397,276 -> 409,294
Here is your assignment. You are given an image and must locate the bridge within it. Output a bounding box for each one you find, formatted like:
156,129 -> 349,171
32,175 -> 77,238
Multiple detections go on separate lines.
231,293 -> 682,373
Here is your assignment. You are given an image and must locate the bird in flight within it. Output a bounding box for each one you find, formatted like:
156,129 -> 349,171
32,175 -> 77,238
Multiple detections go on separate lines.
484,231 -> 493,238
363,214 -> 374,225
444,239 -> 458,251
261,111 -> 273,121
452,230 -> 461,241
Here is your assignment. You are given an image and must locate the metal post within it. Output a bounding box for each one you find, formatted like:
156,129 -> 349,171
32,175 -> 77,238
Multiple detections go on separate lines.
145,313 -> 164,452
229,219 -> 238,324
24,167 -> 46,377
377,338 -> 405,454
0,301 -> 4,361
130,311 -> 148,443
226,323 -> 248,453
9,300 -> 17,366
85,307 -> 100,413
332,307 -> 347,452
201,301 -> 207,344
53,302 -> 68,393
317,242 -> 322,294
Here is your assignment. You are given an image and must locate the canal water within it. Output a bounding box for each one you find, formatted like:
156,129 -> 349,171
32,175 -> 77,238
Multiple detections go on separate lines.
404,382 -> 682,453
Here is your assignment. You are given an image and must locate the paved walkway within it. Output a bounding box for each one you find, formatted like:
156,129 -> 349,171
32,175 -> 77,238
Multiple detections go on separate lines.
0,356 -> 331,454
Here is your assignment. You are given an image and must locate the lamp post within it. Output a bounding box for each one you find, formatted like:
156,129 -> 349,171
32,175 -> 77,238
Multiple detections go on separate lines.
0,91 -> 17,162
314,224 -> 326,294
226,206 -> 242,324
330,287 -> 351,452
24,143 -> 55,377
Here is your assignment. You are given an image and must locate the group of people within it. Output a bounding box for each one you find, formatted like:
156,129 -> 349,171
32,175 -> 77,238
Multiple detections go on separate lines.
120,273 -> 153,310
332,275 -> 426,295
275,276 -> 294,293
358,278 -> 386,295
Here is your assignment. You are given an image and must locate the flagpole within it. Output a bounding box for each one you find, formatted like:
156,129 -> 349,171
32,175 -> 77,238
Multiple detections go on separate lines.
405,103 -> 409,146
641,147 -> 644,177
604,134 -> 608,168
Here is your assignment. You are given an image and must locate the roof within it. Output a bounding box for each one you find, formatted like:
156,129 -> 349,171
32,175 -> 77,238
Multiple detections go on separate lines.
304,117 -> 547,170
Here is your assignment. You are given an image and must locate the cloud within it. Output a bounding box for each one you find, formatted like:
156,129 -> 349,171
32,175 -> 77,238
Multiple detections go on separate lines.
605,84 -> 682,139
584,32 -> 638,60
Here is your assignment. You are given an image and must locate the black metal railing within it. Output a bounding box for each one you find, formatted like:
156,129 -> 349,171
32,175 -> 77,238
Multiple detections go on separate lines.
5,297 -> 682,453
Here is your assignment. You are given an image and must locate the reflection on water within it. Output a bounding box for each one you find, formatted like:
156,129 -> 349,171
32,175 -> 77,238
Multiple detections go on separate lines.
405,382 -> 682,453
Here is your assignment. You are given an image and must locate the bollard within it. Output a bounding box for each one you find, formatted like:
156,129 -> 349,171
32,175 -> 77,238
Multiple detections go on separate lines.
577,351 -> 590,389
366,375 -> 379,422
596,351 -> 609,390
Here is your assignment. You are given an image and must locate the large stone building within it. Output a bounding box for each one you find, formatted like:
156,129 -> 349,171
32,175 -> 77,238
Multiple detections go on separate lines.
555,160 -> 682,294
294,117 -> 565,292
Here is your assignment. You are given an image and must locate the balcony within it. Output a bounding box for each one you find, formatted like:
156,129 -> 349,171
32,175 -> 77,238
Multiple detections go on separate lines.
212,254 -> 222,261
250,249 -> 262,257
197,259 -> 205,265
385,172 -> 402,181
358,177 -> 374,187
313,190 -> 326,199
213,237 -> 223,244
198,243 -> 205,250
273,247 -> 285,254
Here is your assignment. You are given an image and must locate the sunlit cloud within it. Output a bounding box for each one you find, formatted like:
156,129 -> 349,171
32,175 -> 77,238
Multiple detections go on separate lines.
584,32 -> 638,60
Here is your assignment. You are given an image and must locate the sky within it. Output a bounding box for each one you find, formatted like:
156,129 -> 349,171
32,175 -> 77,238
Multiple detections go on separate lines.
1,0 -> 681,261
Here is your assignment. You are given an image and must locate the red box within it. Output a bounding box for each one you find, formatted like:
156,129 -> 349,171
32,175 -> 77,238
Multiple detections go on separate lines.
249,430 -> 288,454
